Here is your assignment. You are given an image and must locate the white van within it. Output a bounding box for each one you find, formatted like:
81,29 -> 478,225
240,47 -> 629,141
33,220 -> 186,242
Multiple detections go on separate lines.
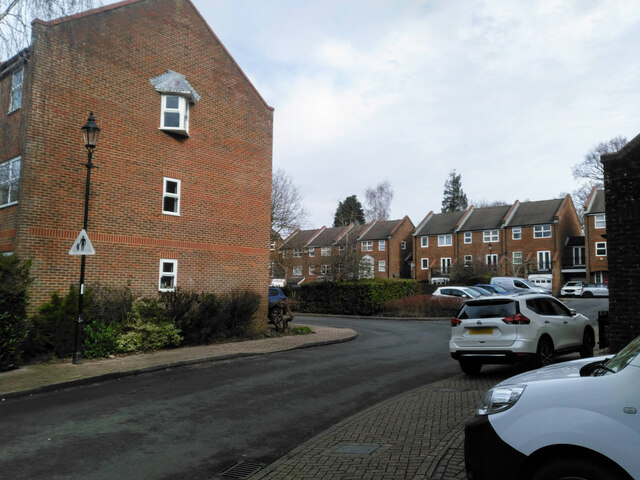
490,277 -> 549,294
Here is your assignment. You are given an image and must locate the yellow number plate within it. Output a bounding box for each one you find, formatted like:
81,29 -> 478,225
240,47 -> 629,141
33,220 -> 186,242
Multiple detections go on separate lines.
469,327 -> 494,335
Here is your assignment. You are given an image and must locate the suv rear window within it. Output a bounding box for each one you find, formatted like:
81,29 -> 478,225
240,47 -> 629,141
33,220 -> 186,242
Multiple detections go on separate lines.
457,299 -> 518,319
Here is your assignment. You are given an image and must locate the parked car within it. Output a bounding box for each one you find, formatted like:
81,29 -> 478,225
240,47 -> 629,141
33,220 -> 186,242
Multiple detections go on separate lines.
490,276 -> 549,294
583,283 -> 609,298
465,335 -> 640,480
433,286 -> 484,299
468,285 -> 495,296
475,283 -> 510,295
268,287 -> 287,305
449,293 -> 597,374
560,280 -> 585,296
527,275 -> 553,292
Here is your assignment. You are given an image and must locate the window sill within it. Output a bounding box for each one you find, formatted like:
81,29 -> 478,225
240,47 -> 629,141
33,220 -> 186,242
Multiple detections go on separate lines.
162,211 -> 181,217
0,201 -> 18,210
159,127 -> 189,137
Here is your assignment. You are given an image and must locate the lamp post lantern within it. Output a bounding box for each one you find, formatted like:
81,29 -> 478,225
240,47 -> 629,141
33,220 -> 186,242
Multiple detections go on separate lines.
72,112 -> 100,364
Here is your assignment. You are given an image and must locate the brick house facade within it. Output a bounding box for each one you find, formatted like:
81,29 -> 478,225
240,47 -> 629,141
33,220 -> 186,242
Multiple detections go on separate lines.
277,217 -> 414,283
601,133 -> 640,352
413,196 -> 582,295
0,0 -> 273,319
583,187 -> 608,284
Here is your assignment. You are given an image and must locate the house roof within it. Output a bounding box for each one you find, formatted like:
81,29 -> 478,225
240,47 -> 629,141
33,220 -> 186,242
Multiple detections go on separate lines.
307,226 -> 349,247
414,210 -> 467,236
459,205 -> 511,231
335,223 -> 369,245
359,219 -> 405,241
585,189 -> 605,215
32,0 -> 273,111
280,228 -> 321,249
506,198 -> 564,226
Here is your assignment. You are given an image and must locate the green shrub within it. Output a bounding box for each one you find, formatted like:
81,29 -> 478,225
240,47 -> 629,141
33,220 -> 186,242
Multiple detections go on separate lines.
0,255 -> 31,370
86,284 -> 134,326
379,294 -> 464,318
116,297 -> 181,352
179,293 -> 224,345
160,288 -> 205,345
220,289 -> 261,338
83,321 -> 123,358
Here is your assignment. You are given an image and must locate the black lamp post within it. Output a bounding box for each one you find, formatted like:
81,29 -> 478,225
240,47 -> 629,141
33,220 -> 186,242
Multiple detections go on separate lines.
72,112 -> 100,364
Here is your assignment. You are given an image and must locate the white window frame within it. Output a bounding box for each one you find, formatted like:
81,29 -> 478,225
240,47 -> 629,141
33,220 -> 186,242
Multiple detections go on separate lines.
321,264 -> 331,275
293,265 -> 302,276
378,260 -> 386,272
594,214 -> 606,229
159,259 -> 178,292
441,257 -> 452,274
537,250 -> 551,270
595,242 -> 607,257
464,232 -> 472,244
378,240 -> 386,251
321,246 -> 331,256
269,242 -> 275,251
421,237 -> 429,248
512,227 -> 522,240
160,94 -> 190,135
308,247 -> 315,257
513,251 -> 522,264
293,248 -> 302,258
486,254 -> 498,266
362,241 -> 373,252
534,224 -> 552,238
464,255 -> 472,265
9,67 -> 23,113
483,230 -> 499,243
421,258 -> 429,270
438,234 -> 452,247
338,245 -> 345,252
309,265 -> 315,275
162,177 -> 181,215
0,156 -> 21,207
401,241 -> 406,250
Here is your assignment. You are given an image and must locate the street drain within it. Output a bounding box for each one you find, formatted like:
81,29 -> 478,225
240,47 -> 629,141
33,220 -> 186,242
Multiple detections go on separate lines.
334,444 -> 380,455
220,460 -> 264,479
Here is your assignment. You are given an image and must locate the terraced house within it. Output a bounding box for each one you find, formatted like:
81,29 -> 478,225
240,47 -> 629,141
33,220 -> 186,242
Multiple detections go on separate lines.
0,0 -> 273,313
413,196 -> 582,294
277,217 -> 414,284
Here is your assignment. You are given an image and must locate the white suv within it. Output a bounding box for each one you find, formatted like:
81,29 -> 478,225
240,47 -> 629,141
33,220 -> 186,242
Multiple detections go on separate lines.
465,335 -> 640,480
449,293 -> 597,374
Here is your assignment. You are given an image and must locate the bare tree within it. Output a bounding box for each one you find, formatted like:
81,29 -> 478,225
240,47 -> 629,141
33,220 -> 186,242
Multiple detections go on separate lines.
469,199 -> 510,208
572,136 -> 627,184
271,168 -> 307,238
1,0 -> 99,60
364,180 -> 393,222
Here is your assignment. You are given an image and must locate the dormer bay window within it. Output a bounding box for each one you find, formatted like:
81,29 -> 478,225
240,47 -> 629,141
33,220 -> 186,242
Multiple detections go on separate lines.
150,70 -> 200,136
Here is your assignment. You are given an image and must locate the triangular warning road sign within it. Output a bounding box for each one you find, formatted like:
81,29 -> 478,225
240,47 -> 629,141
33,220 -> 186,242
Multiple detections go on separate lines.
69,229 -> 96,255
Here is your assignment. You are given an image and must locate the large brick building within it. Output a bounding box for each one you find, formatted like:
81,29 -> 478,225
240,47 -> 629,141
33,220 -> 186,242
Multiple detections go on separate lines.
0,0 -> 273,319
602,132 -> 640,352
413,196 -> 582,295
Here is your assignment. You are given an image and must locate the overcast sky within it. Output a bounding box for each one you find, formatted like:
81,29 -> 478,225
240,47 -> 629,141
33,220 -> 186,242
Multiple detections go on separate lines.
148,1 -> 640,227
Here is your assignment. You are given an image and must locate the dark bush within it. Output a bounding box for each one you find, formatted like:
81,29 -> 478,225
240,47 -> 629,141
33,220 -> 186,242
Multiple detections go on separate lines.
86,284 -> 134,326
379,294 -> 464,318
220,289 -> 261,337
177,292 -> 224,345
0,255 -> 31,371
83,321 -> 122,358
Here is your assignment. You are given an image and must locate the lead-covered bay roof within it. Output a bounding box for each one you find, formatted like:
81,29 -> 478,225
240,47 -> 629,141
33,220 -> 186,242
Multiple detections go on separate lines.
150,70 -> 201,103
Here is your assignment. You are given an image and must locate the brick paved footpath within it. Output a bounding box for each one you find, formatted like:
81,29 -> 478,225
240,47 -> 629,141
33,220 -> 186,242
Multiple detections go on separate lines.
250,371 -> 508,480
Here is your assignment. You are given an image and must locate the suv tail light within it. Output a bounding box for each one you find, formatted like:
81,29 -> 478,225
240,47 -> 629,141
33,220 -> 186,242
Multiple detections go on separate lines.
502,314 -> 530,325
451,317 -> 461,327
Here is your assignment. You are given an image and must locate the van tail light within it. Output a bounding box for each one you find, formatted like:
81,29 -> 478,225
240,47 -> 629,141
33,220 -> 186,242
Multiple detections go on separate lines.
502,314 -> 530,325
451,317 -> 462,327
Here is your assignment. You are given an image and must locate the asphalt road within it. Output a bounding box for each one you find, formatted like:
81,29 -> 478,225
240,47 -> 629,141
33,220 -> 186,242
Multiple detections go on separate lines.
0,316 -> 459,480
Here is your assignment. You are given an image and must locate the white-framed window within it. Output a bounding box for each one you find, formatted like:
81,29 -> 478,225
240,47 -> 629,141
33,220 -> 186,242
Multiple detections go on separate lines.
537,250 -> 551,270
308,247 -> 315,257
486,254 -> 498,266
281,250 -> 287,258
321,264 -> 331,275
378,240 -> 386,251
441,257 -> 451,274
293,266 -> 302,276
421,237 -> 429,248
438,234 -> 452,247
421,258 -> 429,270
321,246 -> 331,256
338,245 -> 345,252
464,232 -> 472,244
160,94 -> 190,135
9,67 -> 23,113
270,242 -> 275,251
362,241 -> 373,252
293,248 -> 302,258
534,225 -> 552,238
162,177 -> 181,215
595,242 -> 607,256
401,241 -> 407,250
378,260 -> 386,272
351,243 -> 357,252
483,230 -> 499,243
0,156 -> 21,207
464,255 -> 472,265
309,265 -> 315,275
512,227 -> 522,240
513,251 -> 522,264
594,214 -> 606,229
159,259 -> 177,291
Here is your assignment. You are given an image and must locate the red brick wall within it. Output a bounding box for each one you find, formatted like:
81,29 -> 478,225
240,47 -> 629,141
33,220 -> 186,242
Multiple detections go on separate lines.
584,214 -> 608,280
10,0 -> 272,323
